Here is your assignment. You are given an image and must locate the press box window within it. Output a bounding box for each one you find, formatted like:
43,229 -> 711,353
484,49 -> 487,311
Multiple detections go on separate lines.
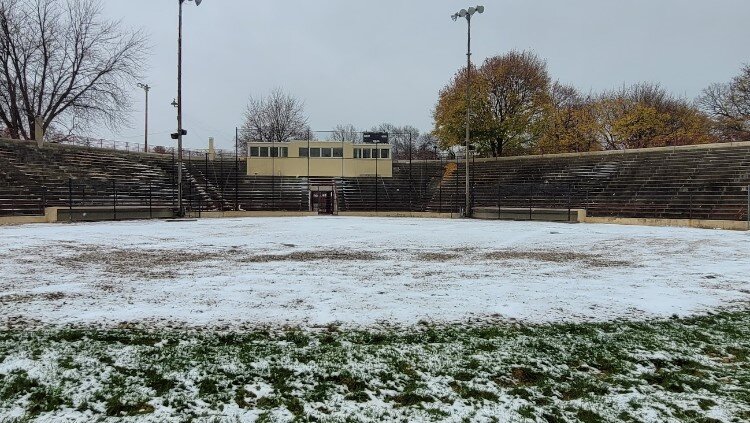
310,148 -> 321,158
353,148 -> 362,158
333,148 -> 343,158
371,149 -> 378,159
299,148 -> 308,157
321,148 -> 332,158
250,147 -> 259,157
380,149 -> 389,159
363,148 -> 371,159
270,147 -> 288,158
259,147 -> 269,157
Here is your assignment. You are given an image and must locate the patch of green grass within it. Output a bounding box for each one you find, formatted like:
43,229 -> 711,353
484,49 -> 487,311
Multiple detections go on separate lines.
449,381 -> 498,402
0,370 -> 39,401
518,404 -> 536,419
283,330 -> 310,348
105,392 -> 154,417
1,310 -> 749,421
27,388 -> 65,414
576,408 -> 604,423
325,371 -> 368,394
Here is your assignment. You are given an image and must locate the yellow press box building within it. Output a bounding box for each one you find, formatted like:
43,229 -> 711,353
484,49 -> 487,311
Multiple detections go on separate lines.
246,140 -> 392,178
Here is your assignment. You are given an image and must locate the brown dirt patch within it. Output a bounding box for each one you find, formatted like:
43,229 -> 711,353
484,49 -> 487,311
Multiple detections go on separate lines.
0,292 -> 68,304
60,248 -> 225,279
417,252 -> 461,261
241,250 -> 383,263
483,250 -> 631,268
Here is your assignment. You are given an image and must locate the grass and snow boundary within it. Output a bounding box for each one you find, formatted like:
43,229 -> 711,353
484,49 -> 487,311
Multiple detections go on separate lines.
1,312 -> 749,422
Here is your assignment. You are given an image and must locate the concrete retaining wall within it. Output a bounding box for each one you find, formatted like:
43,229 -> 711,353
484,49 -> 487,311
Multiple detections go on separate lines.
200,211 -> 318,219
1,208 -> 747,231
473,207 -> 584,223
51,206 -> 174,222
582,216 -> 750,231
338,211 -> 460,219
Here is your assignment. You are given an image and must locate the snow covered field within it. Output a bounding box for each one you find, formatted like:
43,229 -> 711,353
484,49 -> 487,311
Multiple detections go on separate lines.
1,216 -> 749,329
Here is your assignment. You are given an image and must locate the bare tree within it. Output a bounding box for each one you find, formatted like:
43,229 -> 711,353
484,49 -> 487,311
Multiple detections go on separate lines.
330,123 -> 359,143
414,133 -> 439,159
369,123 -> 420,160
0,0 -> 147,140
240,88 -> 310,146
698,65 -> 750,141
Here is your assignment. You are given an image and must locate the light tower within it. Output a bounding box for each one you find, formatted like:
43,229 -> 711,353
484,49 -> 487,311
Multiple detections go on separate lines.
136,83 -> 150,152
452,5 -> 484,217
172,0 -> 204,217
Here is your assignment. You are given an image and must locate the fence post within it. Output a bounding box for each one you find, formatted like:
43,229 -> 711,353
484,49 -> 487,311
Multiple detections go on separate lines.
438,155 -> 443,214
41,185 -> 47,215
68,178 -> 73,222
205,153 -> 209,208
220,155 -> 224,200
409,134 -> 413,213
451,160 -> 461,217
568,183 -> 572,222
497,184 -> 501,219
235,153 -> 239,212
189,178 -> 193,216
529,184 -> 534,221
272,170 -> 275,211
149,182 -> 153,219
112,180 -> 117,221
171,151 -> 176,210
747,185 -> 749,230
375,159 -> 379,214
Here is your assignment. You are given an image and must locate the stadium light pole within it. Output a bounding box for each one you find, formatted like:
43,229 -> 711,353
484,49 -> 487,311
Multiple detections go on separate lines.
452,5 -> 484,218
174,0 -> 204,217
137,83 -> 150,153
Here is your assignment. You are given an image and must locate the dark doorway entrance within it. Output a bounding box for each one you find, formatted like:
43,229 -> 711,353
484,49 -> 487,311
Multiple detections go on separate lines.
311,191 -> 334,215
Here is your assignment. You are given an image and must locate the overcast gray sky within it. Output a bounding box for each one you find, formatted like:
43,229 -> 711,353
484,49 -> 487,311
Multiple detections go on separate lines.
99,0 -> 750,150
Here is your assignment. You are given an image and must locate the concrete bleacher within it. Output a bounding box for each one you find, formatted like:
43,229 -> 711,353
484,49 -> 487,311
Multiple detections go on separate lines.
1,137 -> 748,222
460,143 -> 750,221
0,139 -> 179,216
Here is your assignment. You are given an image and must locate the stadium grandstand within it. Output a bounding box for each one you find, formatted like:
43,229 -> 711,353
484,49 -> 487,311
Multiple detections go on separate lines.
0,137 -> 748,223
